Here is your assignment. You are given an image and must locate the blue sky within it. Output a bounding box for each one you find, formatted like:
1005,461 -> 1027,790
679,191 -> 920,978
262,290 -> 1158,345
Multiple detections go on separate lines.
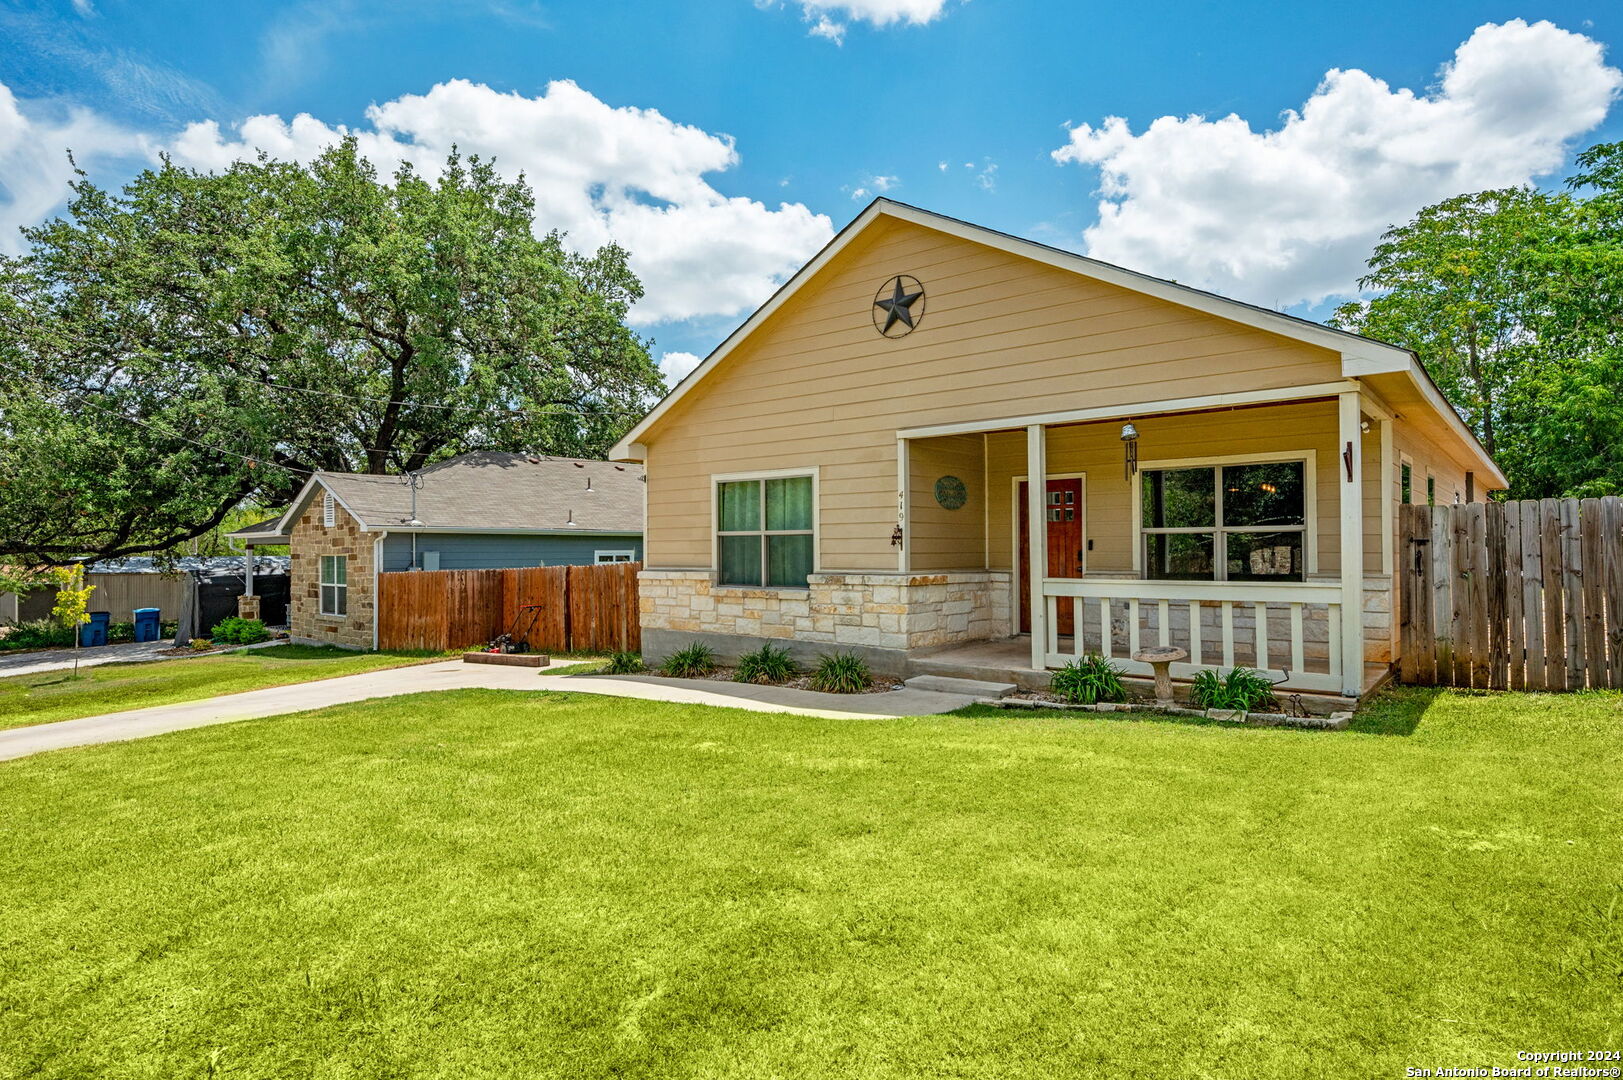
3,0 -> 1621,377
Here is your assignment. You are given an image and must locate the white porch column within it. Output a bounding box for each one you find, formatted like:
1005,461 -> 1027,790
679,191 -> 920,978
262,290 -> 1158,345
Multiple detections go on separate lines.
243,545 -> 255,597
1338,391 -> 1366,696
1026,423 -> 1048,670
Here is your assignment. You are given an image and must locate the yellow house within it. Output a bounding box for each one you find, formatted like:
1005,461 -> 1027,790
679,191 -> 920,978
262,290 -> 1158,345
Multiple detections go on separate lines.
610,200 -> 1502,703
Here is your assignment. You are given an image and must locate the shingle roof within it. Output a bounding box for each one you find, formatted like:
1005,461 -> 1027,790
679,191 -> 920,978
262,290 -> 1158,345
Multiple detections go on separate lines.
314,452 -> 643,533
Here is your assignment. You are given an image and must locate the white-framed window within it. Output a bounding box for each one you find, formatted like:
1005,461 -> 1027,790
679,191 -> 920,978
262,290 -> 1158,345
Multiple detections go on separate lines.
320,555 -> 347,616
1426,472 -> 1437,507
1137,456 -> 1311,582
595,550 -> 635,564
323,491 -> 336,527
1400,461 -> 1413,504
714,470 -> 816,588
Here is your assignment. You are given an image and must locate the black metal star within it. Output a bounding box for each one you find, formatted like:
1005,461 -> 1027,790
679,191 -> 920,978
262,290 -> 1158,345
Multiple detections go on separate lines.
874,276 -> 923,335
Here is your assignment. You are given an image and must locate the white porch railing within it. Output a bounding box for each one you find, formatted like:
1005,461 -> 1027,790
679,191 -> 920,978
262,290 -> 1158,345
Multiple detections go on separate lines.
1041,578 -> 1345,694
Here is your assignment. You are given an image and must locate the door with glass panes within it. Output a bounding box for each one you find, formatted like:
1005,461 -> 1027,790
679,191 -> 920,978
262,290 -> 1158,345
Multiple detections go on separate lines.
1018,478 -> 1084,636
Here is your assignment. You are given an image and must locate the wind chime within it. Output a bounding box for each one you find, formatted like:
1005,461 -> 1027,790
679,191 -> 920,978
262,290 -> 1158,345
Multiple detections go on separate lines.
1120,421 -> 1139,482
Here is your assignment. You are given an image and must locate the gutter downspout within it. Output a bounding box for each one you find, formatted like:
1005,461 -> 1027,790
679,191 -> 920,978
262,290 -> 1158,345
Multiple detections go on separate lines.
372,531 -> 388,651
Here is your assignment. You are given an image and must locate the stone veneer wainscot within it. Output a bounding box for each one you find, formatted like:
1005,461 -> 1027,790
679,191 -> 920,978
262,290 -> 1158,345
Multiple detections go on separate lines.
639,570 -> 1011,660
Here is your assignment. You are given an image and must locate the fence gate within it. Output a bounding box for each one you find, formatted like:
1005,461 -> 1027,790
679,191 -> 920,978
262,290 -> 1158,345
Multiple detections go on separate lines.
1399,498 -> 1623,689
377,562 -> 640,654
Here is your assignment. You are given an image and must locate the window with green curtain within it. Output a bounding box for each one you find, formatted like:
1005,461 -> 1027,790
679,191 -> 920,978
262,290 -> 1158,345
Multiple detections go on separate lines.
717,475 -> 814,587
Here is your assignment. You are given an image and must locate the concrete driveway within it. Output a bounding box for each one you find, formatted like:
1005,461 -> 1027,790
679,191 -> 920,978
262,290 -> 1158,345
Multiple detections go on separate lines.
0,639 -> 179,679
0,638 -> 284,679
0,660 -> 977,762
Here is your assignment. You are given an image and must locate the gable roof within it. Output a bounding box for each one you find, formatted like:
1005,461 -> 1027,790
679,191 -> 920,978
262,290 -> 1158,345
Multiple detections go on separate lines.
230,452 -> 645,541
610,198 -> 1503,487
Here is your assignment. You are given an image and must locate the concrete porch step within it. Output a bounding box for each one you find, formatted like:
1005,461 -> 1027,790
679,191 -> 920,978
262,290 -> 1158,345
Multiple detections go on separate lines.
903,674 -> 1019,698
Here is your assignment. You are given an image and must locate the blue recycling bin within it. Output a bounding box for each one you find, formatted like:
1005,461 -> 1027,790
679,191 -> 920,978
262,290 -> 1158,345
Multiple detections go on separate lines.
133,607 -> 162,643
79,610 -> 110,648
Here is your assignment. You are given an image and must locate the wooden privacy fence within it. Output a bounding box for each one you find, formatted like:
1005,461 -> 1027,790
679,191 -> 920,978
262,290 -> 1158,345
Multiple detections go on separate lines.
377,562 -> 641,653
1400,498 -> 1623,690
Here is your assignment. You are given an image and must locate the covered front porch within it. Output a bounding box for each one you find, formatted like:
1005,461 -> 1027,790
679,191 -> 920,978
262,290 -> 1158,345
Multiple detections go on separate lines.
897,381 -> 1396,700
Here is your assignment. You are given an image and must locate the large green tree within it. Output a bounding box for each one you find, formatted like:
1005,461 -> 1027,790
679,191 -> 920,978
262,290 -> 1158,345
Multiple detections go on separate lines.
1494,143 -> 1623,497
1332,142 -> 1623,498
0,139 -> 663,564
1330,187 -> 1562,461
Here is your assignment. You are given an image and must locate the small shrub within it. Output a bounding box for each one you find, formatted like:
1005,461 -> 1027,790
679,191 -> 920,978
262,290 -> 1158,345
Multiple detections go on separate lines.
735,643 -> 798,685
1049,654 -> 1127,705
189,638 -> 215,651
0,619 -> 74,651
606,651 -> 644,675
108,621 -> 135,644
1190,667 -> 1278,713
211,617 -> 270,645
661,643 -> 717,679
808,651 -> 872,694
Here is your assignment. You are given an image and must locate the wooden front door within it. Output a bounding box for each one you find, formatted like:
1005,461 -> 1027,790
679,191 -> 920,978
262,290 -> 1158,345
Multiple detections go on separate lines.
1018,477 -> 1084,636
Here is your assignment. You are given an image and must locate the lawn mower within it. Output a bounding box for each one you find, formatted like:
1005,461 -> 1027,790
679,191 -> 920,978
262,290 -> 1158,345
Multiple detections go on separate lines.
484,604 -> 543,653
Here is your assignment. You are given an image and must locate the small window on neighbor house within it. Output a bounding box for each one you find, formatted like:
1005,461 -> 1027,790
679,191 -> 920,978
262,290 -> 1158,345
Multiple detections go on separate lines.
1400,463 -> 1412,504
1427,474 -> 1436,506
320,555 -> 347,616
595,550 -> 634,564
717,475 -> 814,588
323,491 -> 336,527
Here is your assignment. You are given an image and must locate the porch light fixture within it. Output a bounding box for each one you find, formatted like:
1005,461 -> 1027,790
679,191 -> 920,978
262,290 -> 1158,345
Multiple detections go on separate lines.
1120,422 -> 1139,481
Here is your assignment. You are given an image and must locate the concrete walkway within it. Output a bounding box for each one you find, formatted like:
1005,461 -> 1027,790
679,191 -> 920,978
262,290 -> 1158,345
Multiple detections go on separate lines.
0,660 -> 975,762
554,673 -> 977,717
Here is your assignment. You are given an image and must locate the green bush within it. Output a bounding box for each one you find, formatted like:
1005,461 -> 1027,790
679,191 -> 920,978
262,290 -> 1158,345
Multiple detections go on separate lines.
210,617 -> 270,646
108,621 -> 135,644
808,651 -> 872,694
734,643 -> 798,685
606,651 -> 644,675
0,619 -> 74,651
1049,654 -> 1127,705
1190,667 -> 1278,713
660,643 -> 717,679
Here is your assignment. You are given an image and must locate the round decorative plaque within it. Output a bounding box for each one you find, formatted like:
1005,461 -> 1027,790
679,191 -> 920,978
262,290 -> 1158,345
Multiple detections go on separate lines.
934,475 -> 967,510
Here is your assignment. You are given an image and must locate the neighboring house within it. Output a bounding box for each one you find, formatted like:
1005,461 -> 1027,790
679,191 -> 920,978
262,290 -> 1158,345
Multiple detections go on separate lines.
610,199 -> 1503,702
227,452 -> 644,649
0,556 -> 289,625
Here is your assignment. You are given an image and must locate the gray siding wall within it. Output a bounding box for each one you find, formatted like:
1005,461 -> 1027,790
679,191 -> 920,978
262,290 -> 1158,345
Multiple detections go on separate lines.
379,532 -> 642,573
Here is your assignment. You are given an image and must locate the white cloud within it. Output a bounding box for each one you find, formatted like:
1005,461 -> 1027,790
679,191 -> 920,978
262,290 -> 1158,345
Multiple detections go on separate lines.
0,82 -> 154,255
761,0 -> 954,43
1051,19 -> 1623,308
166,79 -> 833,325
657,351 -> 703,384
850,173 -> 899,200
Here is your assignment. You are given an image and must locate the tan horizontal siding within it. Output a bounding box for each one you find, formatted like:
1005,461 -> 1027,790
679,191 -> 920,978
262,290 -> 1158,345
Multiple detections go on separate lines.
645,216 -> 1348,571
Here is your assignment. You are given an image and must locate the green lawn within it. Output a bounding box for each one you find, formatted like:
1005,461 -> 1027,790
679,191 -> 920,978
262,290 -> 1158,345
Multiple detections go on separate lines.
0,644 -> 447,729
1,687 -> 1619,1078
